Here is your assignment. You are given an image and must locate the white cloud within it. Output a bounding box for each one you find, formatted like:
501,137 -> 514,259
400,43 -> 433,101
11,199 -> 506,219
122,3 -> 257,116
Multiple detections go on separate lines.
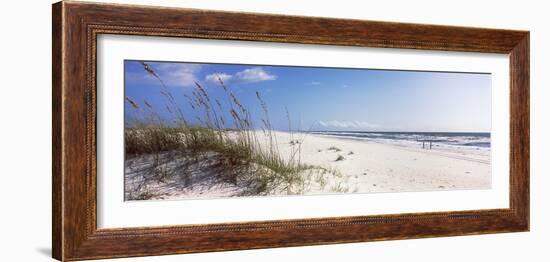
318,120 -> 379,129
141,62 -> 202,87
235,67 -> 277,83
133,62 -> 276,87
204,73 -> 233,83
307,81 -> 321,85
203,67 -> 276,85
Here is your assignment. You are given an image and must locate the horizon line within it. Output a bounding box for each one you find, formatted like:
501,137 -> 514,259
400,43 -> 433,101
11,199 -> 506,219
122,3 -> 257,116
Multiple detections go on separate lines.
295,130 -> 491,133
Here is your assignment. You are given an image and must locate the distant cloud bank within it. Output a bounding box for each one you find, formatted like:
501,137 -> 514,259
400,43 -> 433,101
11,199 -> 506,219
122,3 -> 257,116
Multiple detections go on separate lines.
318,120 -> 379,130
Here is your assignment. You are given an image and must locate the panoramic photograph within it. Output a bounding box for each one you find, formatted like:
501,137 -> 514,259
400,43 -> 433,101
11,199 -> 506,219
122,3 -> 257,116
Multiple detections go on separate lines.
124,60 -> 492,201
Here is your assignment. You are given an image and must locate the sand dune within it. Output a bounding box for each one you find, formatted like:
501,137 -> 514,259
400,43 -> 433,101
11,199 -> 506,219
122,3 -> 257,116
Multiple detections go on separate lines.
125,130 -> 491,200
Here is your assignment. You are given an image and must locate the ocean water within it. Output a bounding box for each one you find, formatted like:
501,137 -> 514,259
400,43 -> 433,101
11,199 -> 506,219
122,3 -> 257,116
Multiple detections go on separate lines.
310,131 -> 491,150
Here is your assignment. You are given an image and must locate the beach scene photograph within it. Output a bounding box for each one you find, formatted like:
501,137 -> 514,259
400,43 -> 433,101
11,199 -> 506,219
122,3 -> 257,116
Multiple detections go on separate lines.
124,60 -> 491,201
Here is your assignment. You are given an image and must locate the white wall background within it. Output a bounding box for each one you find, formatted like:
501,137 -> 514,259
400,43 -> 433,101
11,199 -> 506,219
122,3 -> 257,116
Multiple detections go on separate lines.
0,0 -> 547,261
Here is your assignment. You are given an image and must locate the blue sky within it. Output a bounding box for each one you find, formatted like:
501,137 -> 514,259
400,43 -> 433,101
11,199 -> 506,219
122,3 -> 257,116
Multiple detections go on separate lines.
125,60 -> 491,132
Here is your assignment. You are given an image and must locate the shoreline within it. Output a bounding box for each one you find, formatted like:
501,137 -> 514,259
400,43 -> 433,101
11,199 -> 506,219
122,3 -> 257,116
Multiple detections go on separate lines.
272,131 -> 491,193
125,130 -> 491,200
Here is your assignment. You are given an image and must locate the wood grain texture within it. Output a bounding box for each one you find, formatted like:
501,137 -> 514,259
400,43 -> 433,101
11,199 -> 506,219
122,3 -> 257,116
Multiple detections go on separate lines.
52,1 -> 530,261
52,2 -> 63,260
509,35 -> 530,226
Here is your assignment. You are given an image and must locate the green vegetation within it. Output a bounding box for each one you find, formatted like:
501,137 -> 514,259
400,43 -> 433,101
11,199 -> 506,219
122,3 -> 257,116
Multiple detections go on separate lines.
125,62 -> 346,199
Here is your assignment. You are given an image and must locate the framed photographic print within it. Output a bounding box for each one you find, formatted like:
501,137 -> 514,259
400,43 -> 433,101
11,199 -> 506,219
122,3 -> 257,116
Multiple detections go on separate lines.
52,1 -> 529,261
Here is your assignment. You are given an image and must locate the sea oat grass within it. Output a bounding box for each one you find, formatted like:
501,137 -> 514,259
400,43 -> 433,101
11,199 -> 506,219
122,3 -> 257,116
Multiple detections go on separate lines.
125,62 -> 348,197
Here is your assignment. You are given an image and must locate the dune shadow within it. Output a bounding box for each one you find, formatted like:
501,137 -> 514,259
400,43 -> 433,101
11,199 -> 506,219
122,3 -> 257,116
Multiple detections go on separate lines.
124,151 -> 260,199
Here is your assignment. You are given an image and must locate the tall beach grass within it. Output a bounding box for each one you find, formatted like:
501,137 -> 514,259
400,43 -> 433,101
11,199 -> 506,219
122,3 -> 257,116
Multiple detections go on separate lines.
125,61 -> 345,199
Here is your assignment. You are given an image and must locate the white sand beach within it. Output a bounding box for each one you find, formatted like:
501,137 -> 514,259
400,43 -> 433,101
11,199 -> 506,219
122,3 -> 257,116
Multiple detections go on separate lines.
125,130 -> 491,200
273,131 -> 491,194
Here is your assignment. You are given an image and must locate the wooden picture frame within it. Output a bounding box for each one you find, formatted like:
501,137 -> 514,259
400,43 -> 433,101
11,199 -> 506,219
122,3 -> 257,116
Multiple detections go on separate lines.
52,1 -> 529,261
